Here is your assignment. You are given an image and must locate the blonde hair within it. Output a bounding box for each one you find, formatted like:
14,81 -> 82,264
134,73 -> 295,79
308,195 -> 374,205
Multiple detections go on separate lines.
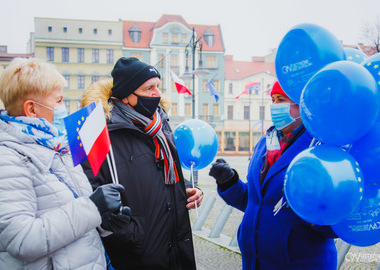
0,58 -> 66,115
81,78 -> 171,120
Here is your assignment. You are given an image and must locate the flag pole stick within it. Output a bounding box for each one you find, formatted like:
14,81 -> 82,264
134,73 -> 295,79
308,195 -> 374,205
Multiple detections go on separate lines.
106,154 -> 117,184
109,144 -> 119,185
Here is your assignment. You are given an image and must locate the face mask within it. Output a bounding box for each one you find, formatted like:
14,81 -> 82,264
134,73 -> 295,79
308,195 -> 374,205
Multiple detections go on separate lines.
34,101 -> 68,133
132,94 -> 161,118
270,103 -> 300,130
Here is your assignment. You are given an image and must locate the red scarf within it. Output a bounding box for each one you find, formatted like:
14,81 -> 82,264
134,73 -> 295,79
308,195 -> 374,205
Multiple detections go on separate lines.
260,126 -> 304,184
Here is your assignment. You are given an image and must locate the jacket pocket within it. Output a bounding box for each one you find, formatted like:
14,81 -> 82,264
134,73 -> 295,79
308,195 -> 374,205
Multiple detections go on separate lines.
281,226 -> 292,264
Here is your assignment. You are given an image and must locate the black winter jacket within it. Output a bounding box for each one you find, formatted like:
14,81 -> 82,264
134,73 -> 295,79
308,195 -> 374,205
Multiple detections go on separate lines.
82,104 -> 196,270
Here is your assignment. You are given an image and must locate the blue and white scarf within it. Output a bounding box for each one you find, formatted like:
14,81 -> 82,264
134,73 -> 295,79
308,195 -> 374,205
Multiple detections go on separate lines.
0,110 -> 68,153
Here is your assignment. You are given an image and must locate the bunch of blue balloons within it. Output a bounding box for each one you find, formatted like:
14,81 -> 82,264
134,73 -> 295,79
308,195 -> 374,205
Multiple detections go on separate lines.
276,23 -> 380,246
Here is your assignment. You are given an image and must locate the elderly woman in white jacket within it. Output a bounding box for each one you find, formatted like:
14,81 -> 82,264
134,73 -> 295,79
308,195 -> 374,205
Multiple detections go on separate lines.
0,58 -> 129,269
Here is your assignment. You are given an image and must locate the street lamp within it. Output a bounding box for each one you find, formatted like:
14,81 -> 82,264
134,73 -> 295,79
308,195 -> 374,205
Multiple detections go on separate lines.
180,27 -> 210,119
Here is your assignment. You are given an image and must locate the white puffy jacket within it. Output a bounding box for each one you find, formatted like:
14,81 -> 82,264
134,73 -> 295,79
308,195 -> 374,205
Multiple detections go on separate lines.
0,119 -> 106,269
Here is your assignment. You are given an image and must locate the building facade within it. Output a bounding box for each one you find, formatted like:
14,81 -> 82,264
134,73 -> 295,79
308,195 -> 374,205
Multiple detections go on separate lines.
32,17 -> 123,113
121,15 -> 225,129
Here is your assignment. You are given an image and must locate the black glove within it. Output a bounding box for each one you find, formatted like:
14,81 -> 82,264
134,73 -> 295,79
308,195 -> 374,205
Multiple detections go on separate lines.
209,159 -> 239,191
89,184 -> 124,215
101,206 -> 131,233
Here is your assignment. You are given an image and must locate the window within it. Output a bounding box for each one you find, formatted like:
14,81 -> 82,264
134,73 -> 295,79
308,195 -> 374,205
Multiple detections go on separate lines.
47,47 -> 54,62
213,103 -> 219,117
129,24 -> 141,43
170,54 -> 179,75
63,27 -> 67,33
106,49 -> 114,64
48,26 -> 52,32
228,83 -> 233,94
64,100 -> 70,113
185,103 -> 191,117
92,49 -> 99,63
78,28 -> 83,34
202,104 -> 209,121
228,105 -> 233,120
172,33 -> 179,43
92,76 -> 99,84
158,53 -> 164,67
203,29 -> 215,46
62,48 -> 69,62
93,29 -> 98,35
77,48 -> 84,63
205,56 -> 217,68
214,80 -> 220,92
108,29 -> 112,35
171,103 -> 178,116
78,75 -> 85,89
131,52 -> 142,60
202,80 -> 208,92
181,34 -> 188,44
244,106 -> 250,120
259,106 -> 265,121
63,75 -> 70,89
162,33 -> 169,43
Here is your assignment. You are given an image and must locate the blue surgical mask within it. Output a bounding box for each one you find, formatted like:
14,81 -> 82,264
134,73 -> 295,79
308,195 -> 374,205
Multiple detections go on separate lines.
34,101 -> 68,133
270,103 -> 300,130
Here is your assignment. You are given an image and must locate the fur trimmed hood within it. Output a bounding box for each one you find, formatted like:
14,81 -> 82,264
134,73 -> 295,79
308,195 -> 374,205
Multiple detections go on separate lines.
80,78 -> 171,120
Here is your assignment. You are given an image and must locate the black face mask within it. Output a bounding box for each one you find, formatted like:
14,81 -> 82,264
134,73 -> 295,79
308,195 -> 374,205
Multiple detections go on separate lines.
132,93 -> 161,118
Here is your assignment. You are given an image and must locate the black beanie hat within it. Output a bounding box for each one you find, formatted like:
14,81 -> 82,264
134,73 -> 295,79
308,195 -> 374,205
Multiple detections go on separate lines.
111,57 -> 160,99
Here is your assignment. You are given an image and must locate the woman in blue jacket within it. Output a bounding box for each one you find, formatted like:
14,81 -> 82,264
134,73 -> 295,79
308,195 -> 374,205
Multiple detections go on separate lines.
209,81 -> 338,270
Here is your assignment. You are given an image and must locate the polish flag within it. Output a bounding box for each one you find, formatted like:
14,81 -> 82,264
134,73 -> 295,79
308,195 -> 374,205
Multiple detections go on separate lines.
170,70 -> 191,95
79,100 -> 111,176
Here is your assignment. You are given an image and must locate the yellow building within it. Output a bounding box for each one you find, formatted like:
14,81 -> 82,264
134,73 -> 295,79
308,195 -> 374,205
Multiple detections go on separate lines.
32,17 -> 123,113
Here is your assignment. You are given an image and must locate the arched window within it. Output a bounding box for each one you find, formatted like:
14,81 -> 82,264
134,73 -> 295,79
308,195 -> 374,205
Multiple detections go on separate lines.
203,28 -> 214,46
129,23 -> 141,43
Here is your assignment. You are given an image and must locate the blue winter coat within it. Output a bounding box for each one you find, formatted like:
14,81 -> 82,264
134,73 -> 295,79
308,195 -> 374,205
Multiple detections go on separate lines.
219,128 -> 337,270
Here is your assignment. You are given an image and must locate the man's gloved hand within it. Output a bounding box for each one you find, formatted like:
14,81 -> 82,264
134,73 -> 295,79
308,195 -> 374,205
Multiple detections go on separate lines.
89,184 -> 125,215
101,206 -> 131,233
209,159 -> 239,192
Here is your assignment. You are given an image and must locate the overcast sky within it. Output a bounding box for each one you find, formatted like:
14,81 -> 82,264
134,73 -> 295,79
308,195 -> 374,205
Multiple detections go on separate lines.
1,0 -> 379,61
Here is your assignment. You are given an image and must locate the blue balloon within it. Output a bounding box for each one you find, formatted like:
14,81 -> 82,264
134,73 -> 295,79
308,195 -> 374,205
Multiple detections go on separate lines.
275,23 -> 345,104
332,184 -> 380,247
350,123 -> 380,185
344,47 -> 368,64
362,53 -> 380,122
284,145 -> 364,225
173,119 -> 218,171
300,61 -> 379,146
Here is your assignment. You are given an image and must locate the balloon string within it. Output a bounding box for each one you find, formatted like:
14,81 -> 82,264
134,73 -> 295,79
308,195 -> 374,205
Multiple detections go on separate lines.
190,162 -> 198,218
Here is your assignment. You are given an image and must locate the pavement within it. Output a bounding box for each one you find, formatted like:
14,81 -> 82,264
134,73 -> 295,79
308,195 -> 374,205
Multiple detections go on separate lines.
188,156 -> 380,270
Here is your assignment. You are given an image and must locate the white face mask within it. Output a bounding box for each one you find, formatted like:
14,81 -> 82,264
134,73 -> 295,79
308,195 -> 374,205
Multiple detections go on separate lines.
270,103 -> 300,130
34,101 -> 68,133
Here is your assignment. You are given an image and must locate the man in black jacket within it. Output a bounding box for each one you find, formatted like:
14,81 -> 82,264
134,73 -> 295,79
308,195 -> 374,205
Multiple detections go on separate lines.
81,57 -> 203,270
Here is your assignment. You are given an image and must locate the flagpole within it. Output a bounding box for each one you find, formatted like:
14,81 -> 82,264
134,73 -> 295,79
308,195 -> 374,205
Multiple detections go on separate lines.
261,78 -> 264,136
109,144 -> 119,185
106,154 -> 117,184
248,84 -> 252,161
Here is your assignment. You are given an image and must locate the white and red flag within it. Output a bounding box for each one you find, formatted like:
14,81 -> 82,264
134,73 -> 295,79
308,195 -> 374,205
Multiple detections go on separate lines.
78,100 -> 111,176
170,70 -> 191,95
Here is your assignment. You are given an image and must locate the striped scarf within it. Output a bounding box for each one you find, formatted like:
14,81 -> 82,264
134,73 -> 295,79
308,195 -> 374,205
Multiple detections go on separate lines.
113,99 -> 179,185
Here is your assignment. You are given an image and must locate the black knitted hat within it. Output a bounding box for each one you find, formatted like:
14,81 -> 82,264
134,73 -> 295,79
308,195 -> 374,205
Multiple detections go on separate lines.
111,57 -> 160,99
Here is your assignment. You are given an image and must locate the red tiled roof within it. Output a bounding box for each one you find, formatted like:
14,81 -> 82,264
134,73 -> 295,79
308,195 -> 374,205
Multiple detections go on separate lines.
122,14 -> 224,52
123,21 -> 155,48
153,14 -> 189,29
225,58 -> 276,80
